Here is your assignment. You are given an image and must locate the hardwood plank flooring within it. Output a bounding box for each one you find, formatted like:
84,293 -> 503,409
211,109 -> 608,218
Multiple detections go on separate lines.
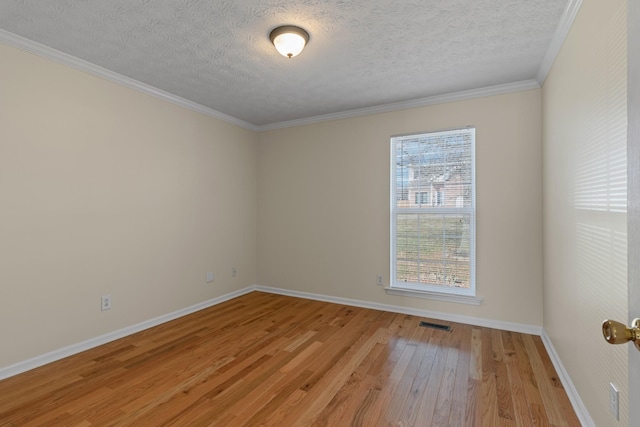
0,292 -> 580,426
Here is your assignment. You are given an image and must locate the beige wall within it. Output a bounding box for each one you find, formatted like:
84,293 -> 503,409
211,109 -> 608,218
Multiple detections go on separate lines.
542,0 -> 628,425
8,8 -> 627,423
258,89 -> 543,327
0,4 -> 627,423
0,36 -> 543,372
0,43 -> 258,368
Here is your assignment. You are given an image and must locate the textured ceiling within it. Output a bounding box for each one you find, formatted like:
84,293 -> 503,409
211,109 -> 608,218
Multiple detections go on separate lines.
0,0 -> 568,126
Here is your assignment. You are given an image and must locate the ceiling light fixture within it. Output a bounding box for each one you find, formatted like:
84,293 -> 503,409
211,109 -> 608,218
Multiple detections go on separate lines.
270,25 -> 309,58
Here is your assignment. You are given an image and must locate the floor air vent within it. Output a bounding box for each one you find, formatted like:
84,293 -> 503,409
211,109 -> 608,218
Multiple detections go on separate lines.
419,321 -> 452,332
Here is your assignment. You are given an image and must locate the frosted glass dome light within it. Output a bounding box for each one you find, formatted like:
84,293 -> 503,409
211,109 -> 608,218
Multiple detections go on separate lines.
270,26 -> 309,58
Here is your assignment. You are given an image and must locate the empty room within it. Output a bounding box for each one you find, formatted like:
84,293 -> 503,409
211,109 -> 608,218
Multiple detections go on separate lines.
0,0 -> 637,425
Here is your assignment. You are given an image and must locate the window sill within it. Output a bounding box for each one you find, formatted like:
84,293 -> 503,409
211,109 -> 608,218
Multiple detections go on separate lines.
384,287 -> 483,306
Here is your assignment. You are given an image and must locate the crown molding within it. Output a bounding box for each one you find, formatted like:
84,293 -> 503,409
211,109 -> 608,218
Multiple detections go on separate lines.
0,29 -> 259,132
1,25 -> 547,133
536,0 -> 583,84
256,80 -> 541,131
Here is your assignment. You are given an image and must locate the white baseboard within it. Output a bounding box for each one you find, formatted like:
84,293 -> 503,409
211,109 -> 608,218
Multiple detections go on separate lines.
254,285 -> 542,335
2,282 -> 585,427
541,330 -> 594,427
256,286 -> 594,424
0,287 -> 255,381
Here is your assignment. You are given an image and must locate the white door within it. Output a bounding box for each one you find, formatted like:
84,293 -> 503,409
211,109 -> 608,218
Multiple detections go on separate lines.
628,0 -> 639,408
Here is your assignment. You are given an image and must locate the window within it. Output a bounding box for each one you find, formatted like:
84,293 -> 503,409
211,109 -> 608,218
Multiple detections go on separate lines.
391,128 -> 476,297
435,190 -> 444,206
415,191 -> 430,205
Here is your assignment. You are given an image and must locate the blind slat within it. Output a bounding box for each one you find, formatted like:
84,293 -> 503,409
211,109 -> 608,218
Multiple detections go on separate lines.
391,128 -> 476,295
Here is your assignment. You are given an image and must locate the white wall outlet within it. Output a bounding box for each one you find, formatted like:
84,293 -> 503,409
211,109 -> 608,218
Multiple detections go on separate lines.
101,295 -> 112,311
232,267 -> 237,277
609,382 -> 619,420
376,275 -> 384,286
206,272 -> 214,283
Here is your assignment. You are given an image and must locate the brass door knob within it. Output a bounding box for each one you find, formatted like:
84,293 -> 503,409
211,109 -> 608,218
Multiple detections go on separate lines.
602,318 -> 640,351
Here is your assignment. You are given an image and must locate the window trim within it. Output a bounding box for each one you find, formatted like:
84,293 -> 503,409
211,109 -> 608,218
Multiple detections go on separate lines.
383,286 -> 483,305
390,127 -> 477,299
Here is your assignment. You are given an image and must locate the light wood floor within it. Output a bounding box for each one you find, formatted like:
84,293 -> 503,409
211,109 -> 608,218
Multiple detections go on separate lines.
0,292 -> 580,426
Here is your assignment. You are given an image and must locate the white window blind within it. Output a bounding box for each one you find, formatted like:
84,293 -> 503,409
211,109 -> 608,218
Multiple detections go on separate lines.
391,128 -> 476,296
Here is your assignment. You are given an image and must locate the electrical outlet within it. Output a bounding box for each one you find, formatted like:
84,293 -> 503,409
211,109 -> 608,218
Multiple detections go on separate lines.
376,275 -> 384,286
101,295 -> 112,311
206,272 -> 214,283
609,382 -> 619,420
232,267 -> 237,277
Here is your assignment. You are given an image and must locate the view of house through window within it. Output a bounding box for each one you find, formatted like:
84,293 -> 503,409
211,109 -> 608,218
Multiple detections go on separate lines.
391,128 -> 476,296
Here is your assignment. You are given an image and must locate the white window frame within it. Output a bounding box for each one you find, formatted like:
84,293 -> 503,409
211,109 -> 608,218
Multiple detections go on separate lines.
390,128 -> 478,302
